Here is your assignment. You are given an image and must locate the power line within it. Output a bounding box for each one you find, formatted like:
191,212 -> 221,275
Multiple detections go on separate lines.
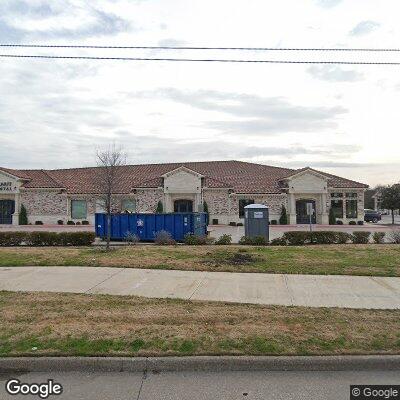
0,54 -> 399,64
1,44 -> 400,52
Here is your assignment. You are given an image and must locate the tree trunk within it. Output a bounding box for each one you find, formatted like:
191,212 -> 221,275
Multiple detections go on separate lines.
106,212 -> 111,250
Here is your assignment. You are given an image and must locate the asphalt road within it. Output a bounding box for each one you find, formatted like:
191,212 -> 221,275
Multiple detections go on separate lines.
1,370 -> 400,400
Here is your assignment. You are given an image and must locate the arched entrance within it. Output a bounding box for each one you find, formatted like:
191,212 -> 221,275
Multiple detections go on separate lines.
0,200 -> 15,224
296,199 -> 316,224
174,199 -> 193,213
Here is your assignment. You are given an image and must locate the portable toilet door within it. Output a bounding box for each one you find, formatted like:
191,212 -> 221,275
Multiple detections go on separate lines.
244,204 -> 269,241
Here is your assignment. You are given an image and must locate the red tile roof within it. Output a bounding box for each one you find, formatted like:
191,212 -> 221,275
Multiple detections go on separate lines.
1,161 -> 368,194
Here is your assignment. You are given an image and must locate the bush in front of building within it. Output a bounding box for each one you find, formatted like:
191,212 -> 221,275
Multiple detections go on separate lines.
154,230 -> 176,245
328,208 -> 336,225
0,231 -> 96,246
269,237 -> 288,246
335,232 -> 352,244
389,230 -> 400,244
282,231 -> 310,245
279,205 -> 288,225
156,201 -> 163,213
215,234 -> 232,245
184,233 -> 212,245
239,236 -> 268,245
311,231 -> 338,245
372,232 -> 386,244
351,231 -> 371,244
270,220 -> 277,225
19,204 -> 28,225
0,232 -> 28,246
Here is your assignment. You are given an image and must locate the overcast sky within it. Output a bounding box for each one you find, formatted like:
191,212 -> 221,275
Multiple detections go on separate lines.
0,0 -> 399,187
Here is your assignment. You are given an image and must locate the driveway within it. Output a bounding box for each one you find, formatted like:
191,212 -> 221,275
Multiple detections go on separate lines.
1,266 -> 400,309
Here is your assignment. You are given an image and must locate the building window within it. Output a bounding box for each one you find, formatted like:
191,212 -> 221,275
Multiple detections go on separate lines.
330,199 -> 343,218
330,192 -> 343,198
239,199 -> 254,218
71,200 -> 87,219
346,192 -> 358,198
346,199 -> 358,218
122,199 -> 136,213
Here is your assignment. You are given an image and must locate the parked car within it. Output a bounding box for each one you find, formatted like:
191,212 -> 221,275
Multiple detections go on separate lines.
364,209 -> 382,223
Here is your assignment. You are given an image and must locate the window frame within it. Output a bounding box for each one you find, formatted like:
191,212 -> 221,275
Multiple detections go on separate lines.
239,199 -> 254,218
330,199 -> 344,219
346,199 -> 358,219
71,200 -> 87,220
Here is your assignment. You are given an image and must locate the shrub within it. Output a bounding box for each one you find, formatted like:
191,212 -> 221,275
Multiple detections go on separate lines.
154,230 -> 175,245
184,233 -> 209,245
349,221 -> 357,225
82,220 -> 90,225
389,230 -> 400,244
67,221 -> 75,225
156,200 -> 163,213
237,222 -> 243,226
215,234 -> 232,245
0,232 -> 27,246
351,231 -> 371,244
239,236 -> 267,245
335,232 -> 351,244
57,220 -> 64,225
312,231 -> 337,245
229,222 -> 237,226
270,220 -> 277,225
76,221 -> 81,225
328,208 -> 336,225
279,205 -> 288,225
372,232 -> 385,244
212,219 -> 219,225
336,220 -> 343,225
239,236 -> 252,245
357,221 -> 364,226
282,231 -> 310,246
29,232 -> 60,246
35,221 -> 43,225
270,237 -> 287,246
19,204 -> 28,225
124,231 -> 139,245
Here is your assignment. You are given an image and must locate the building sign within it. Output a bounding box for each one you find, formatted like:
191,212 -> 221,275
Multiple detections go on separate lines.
254,212 -> 264,219
0,181 -> 17,193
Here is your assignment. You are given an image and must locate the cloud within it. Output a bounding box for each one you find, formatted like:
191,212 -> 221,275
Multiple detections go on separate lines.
0,1 -> 133,42
138,88 -> 347,136
315,0 -> 342,8
307,65 -> 364,82
349,20 -> 380,36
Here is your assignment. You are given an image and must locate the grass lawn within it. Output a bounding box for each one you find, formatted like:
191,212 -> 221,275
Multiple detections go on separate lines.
0,244 -> 400,276
1,291 -> 400,357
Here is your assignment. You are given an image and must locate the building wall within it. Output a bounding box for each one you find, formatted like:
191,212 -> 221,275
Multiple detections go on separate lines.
136,189 -> 163,213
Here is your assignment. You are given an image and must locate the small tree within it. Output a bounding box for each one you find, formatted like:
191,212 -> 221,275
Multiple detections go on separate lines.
19,204 -> 28,225
203,201 -> 209,224
279,205 -> 288,225
156,200 -> 163,213
95,144 -> 126,250
379,184 -> 400,225
328,207 -> 336,225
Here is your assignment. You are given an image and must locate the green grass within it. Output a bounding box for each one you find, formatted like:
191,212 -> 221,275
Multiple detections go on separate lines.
0,244 -> 399,276
2,291 -> 400,356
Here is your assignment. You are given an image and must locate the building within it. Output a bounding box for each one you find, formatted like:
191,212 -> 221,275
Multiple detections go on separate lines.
0,160 -> 368,226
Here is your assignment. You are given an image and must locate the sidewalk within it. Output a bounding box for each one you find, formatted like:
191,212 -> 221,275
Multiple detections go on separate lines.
1,266 -> 400,309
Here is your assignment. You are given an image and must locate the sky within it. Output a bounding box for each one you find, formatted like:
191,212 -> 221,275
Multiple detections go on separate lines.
0,0 -> 399,187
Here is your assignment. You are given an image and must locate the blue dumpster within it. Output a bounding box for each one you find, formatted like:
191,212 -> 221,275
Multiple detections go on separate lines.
95,212 -> 208,241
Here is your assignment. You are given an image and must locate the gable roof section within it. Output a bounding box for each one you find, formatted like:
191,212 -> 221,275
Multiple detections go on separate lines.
1,160 -> 368,194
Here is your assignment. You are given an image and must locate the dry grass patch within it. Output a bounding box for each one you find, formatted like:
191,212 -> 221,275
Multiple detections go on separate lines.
1,291 -> 400,356
0,244 -> 400,276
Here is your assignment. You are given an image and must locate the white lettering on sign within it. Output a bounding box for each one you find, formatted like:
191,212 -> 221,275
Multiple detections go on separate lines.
0,182 -> 16,192
254,212 -> 264,219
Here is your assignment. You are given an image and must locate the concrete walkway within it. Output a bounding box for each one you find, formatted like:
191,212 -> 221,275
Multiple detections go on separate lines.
1,266 -> 400,309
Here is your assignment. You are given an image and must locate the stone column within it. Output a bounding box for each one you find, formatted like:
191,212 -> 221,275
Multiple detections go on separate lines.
12,193 -> 20,225
321,193 -> 329,224
288,193 -> 297,224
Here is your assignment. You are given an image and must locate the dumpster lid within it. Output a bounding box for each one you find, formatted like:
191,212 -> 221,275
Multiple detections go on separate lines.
244,204 -> 268,209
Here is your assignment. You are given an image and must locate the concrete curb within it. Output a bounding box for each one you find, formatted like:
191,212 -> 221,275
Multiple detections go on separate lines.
1,356 -> 400,373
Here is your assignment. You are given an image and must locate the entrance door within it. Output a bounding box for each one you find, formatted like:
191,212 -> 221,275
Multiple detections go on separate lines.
174,199 -> 193,213
0,200 -> 15,224
296,200 -> 316,224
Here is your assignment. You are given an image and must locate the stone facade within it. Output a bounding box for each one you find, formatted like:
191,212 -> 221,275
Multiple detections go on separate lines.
136,189 -> 164,213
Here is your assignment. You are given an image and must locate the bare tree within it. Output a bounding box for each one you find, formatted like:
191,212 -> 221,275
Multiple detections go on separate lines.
95,144 -> 126,250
